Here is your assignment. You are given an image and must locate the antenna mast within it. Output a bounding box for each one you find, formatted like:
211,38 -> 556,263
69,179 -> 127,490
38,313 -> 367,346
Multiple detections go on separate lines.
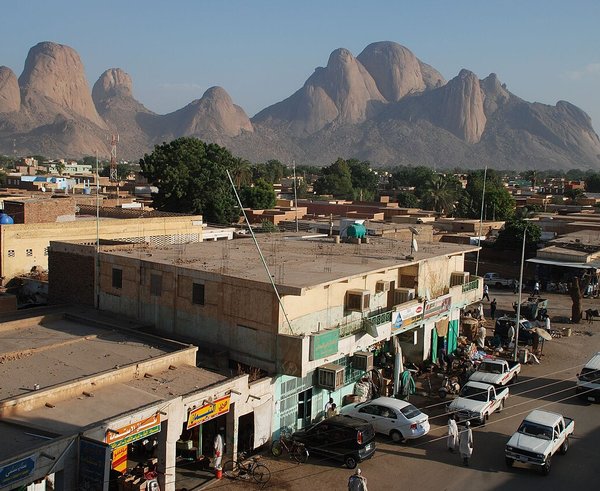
109,134 -> 119,182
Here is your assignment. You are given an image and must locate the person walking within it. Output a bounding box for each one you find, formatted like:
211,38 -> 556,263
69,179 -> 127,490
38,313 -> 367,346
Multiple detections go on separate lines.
325,397 -> 334,412
490,298 -> 497,320
533,281 -> 540,296
459,421 -> 473,466
482,284 -> 490,301
447,414 -> 458,453
213,429 -> 224,470
348,468 -> 368,491
476,323 -> 486,350
507,323 -> 516,349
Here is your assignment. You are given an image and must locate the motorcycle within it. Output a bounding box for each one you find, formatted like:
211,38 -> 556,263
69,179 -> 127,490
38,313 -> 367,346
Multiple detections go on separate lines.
438,375 -> 460,399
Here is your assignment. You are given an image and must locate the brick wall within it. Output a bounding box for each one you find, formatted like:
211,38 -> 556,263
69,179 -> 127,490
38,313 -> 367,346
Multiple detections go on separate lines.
48,250 -> 95,306
4,198 -> 77,224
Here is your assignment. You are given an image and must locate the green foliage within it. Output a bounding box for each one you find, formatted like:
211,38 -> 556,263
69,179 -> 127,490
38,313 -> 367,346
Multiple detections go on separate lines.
564,188 -> 585,201
388,166 -> 434,197
230,157 -> 253,188
420,174 -> 461,215
585,173 -> 600,193
495,219 -> 541,253
259,220 -> 279,233
347,159 -> 378,201
240,178 -> 276,209
395,191 -> 420,208
139,137 -> 239,224
99,163 -> 134,180
0,155 -> 14,167
313,158 -> 354,198
455,170 -> 515,220
252,159 -> 288,183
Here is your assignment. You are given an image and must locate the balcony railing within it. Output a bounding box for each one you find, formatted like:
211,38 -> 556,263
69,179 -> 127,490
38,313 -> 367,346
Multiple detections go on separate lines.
338,310 -> 392,338
462,277 -> 480,293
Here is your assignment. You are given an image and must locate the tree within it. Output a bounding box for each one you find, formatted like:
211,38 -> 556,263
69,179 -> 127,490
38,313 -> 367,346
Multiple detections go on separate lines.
388,166 -> 434,197
55,162 -> 66,176
395,191 -> 420,208
313,158 -> 354,198
420,174 -> 458,215
455,170 -> 515,220
139,137 -> 239,224
494,219 -> 541,254
240,178 -> 276,209
347,159 -> 378,201
230,157 -> 252,189
564,188 -> 585,202
252,159 -> 288,183
585,173 -> 600,192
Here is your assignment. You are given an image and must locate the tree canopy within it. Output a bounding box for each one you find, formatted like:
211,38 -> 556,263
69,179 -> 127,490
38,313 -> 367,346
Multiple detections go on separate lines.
585,173 -> 600,193
494,218 -> 541,253
313,158 -> 354,198
240,178 -> 276,209
455,170 -> 515,220
139,137 -> 239,224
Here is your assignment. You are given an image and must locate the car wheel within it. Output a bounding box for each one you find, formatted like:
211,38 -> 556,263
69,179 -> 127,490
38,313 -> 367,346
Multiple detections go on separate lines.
505,457 -> 514,468
542,457 -> 551,476
345,455 -> 358,469
559,437 -> 569,455
390,430 -> 404,443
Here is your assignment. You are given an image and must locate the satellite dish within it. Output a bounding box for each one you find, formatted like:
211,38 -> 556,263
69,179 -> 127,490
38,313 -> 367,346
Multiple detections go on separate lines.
409,226 -> 420,235
412,237 -> 419,252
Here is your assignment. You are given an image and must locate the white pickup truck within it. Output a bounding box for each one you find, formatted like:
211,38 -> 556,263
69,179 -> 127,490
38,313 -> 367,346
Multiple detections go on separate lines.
483,272 -> 514,288
505,410 -> 574,475
447,381 -> 508,425
469,358 -> 521,387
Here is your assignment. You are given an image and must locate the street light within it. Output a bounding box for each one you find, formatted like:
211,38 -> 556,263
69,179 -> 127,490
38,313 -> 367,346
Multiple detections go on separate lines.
514,225 -> 528,362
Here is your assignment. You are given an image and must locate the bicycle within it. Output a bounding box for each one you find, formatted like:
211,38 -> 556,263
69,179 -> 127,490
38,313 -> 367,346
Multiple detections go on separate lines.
270,429 -> 309,463
222,452 -> 271,485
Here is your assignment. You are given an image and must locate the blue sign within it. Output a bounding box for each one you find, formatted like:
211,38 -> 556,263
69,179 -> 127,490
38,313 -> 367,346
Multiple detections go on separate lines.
0,455 -> 36,487
79,437 -> 111,491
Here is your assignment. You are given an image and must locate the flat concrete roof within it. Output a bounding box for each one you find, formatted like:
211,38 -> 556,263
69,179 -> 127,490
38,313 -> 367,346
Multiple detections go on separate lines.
0,421 -> 61,460
0,310 -> 186,401
103,236 -> 478,289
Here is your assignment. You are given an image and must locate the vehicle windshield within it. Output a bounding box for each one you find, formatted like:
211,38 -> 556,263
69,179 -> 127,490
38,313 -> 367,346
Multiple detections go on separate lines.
400,404 -> 421,419
517,421 -> 552,440
459,385 -> 489,401
580,367 -> 600,382
479,362 -> 502,374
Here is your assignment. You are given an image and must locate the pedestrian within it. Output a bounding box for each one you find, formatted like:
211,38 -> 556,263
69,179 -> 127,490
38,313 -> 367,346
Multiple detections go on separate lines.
459,421 -> 473,466
507,323 -> 516,348
327,403 -> 339,418
477,303 -> 485,320
213,428 -> 224,469
513,279 -> 519,294
348,468 -> 368,491
545,315 -> 551,331
490,298 -> 497,320
482,284 -> 490,301
447,414 -> 458,453
533,281 -> 540,296
476,323 -> 486,350
325,397 -> 334,412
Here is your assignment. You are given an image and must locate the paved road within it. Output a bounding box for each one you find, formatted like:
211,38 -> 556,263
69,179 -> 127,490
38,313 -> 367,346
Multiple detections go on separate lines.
211,292 -> 600,491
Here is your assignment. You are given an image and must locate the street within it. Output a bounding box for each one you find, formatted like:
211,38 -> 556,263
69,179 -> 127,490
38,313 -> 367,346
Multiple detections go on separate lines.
209,291 -> 600,491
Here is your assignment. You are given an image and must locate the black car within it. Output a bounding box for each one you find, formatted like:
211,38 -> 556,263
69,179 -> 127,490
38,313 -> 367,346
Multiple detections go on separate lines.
291,415 -> 376,468
494,316 -> 535,345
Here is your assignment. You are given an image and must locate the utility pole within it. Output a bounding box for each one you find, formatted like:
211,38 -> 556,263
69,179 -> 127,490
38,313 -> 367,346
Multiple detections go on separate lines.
109,134 -> 120,205
514,225 -> 528,362
292,160 -> 298,233
475,166 -> 488,277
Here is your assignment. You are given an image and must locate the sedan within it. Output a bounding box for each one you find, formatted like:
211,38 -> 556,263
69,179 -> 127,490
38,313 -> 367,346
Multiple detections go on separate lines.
339,396 -> 430,443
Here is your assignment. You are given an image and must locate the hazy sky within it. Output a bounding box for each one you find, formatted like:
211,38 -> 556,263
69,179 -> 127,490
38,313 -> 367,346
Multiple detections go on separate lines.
2,0 -> 599,130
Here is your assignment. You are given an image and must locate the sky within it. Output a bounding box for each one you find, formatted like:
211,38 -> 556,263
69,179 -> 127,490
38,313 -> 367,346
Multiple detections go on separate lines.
2,0 -> 600,130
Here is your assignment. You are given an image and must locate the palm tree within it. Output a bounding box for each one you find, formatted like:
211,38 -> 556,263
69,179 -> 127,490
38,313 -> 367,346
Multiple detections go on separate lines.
229,158 -> 252,189
421,174 -> 456,215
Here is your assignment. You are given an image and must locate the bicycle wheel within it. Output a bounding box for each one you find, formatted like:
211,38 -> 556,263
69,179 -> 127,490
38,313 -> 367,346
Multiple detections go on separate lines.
222,460 -> 238,479
270,439 -> 283,457
291,443 -> 308,463
252,463 -> 271,485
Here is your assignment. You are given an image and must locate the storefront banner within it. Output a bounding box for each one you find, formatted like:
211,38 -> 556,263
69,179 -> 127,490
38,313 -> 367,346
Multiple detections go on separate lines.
79,437 -> 111,491
105,414 -> 161,448
392,302 -> 424,332
309,329 -> 339,361
111,445 -> 128,473
0,455 -> 36,487
187,395 -> 231,430
424,294 -> 452,320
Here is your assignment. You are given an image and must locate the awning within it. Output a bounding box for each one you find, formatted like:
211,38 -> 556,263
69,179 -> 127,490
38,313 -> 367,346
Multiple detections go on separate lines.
527,258 -> 600,270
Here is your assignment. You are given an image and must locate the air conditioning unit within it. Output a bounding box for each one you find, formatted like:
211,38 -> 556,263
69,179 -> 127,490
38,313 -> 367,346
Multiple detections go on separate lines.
346,289 -> 371,312
450,271 -> 470,287
317,363 -> 345,390
393,287 -> 415,305
375,280 -> 391,293
352,351 -> 374,372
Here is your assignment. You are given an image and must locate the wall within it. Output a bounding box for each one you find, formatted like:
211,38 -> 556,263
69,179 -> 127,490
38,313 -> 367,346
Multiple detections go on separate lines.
48,250 -> 95,305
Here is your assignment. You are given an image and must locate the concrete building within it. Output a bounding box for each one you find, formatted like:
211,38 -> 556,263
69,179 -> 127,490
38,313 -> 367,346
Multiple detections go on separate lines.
48,233 -> 482,435
0,308 -> 272,491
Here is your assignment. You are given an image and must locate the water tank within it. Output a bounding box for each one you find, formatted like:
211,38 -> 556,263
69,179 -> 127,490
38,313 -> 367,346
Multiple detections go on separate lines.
346,223 -> 366,238
0,213 -> 14,224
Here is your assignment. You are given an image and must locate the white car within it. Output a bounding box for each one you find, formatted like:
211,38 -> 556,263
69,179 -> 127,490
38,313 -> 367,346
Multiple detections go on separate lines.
339,396 -> 430,442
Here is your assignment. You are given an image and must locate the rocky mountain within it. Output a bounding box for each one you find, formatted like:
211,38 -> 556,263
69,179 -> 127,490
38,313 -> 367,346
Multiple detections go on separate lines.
0,40 -> 599,170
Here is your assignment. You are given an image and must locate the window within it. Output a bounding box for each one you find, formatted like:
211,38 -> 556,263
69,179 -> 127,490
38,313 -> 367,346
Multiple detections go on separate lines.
26,249 -> 33,257
150,274 -> 162,296
7,250 -> 15,257
112,268 -> 123,289
192,282 -> 205,305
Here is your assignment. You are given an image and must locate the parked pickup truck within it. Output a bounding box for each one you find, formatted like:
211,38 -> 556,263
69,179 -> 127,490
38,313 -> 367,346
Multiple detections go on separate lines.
469,358 -> 521,387
483,272 -> 514,288
447,381 -> 508,425
505,410 -> 574,475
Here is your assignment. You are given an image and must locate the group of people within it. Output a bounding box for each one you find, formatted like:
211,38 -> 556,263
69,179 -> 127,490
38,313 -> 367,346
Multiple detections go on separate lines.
325,397 -> 339,418
447,414 -> 474,466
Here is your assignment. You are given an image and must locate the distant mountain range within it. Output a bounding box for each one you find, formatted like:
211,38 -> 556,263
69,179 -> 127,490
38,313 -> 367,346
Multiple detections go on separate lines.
1,41 -> 599,170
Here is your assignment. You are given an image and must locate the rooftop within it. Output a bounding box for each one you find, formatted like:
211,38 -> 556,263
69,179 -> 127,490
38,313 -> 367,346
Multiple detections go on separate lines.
100,235 -> 478,290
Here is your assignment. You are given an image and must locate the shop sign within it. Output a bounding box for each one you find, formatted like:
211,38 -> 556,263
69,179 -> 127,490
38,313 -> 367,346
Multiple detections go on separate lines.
392,302 -> 424,333
112,445 -> 128,473
105,414 -> 161,449
309,329 -> 339,361
187,395 -> 231,430
0,455 -> 36,487
79,437 -> 111,491
424,294 -> 452,320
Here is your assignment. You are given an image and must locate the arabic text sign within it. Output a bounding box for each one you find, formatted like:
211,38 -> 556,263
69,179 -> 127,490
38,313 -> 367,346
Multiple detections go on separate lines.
105,413 -> 161,447
424,294 -> 452,320
392,302 -> 424,332
187,395 -> 231,430
0,455 -> 36,487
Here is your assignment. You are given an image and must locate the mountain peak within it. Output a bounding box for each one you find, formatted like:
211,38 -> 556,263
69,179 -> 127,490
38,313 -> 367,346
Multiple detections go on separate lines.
92,68 -> 133,102
0,66 -> 20,113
